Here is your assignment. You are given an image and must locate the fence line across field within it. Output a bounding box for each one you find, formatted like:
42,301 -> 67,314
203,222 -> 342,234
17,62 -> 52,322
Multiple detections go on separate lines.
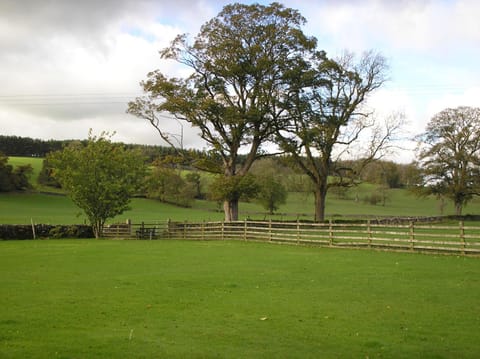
102,219 -> 480,255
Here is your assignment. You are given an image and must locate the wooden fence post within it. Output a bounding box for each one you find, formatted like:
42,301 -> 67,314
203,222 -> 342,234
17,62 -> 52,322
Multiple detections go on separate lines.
409,221 -> 415,251
167,219 -> 171,239
367,220 -> 372,248
329,219 -> 333,246
244,219 -> 247,241
201,220 -> 205,241
460,221 -> 465,255
183,220 -> 187,239
126,219 -> 132,238
296,219 -> 300,244
221,221 -> 225,240
269,219 -> 272,242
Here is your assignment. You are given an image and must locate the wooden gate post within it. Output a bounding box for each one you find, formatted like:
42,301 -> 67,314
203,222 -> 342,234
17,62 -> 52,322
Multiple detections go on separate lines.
460,221 -> 466,255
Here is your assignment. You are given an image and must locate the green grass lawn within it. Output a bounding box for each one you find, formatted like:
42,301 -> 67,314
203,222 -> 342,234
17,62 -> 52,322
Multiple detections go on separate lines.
0,240 -> 479,358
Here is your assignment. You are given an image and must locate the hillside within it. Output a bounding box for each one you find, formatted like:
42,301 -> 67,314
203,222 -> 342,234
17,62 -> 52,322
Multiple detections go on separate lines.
2,156 -> 480,225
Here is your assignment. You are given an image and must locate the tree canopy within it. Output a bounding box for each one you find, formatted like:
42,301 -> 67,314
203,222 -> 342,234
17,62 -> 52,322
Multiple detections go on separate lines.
416,106 -> 480,215
128,2 -> 317,221
277,51 -> 402,221
0,153 -> 33,192
48,132 -> 146,238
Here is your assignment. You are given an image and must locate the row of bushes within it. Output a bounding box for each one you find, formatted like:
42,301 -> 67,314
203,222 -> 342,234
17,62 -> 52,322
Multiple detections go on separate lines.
0,224 -> 94,240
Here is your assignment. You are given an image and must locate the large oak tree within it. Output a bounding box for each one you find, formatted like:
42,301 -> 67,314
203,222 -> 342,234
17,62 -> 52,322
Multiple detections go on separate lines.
278,51 -> 403,221
416,106 -> 480,215
128,2 -> 316,221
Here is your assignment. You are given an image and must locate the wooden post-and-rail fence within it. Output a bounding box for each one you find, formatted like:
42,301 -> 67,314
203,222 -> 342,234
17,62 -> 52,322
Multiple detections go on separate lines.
102,219 -> 480,255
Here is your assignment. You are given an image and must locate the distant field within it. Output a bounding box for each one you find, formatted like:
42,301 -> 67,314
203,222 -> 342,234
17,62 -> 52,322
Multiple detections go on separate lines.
1,240 -> 479,358
0,193 -> 224,224
2,190 -> 479,226
2,156 -> 480,225
7,156 -> 43,184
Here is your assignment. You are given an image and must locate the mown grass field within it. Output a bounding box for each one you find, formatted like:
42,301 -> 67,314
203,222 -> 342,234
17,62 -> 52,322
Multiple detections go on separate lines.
1,239 -> 479,358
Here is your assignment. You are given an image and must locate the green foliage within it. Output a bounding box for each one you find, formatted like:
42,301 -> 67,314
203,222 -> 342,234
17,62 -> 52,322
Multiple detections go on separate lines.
362,185 -> 390,206
47,131 -> 146,238
47,225 -> 92,238
145,166 -> 196,207
1,240 -> 480,358
129,2 -> 317,220
185,172 -> 203,199
0,153 -> 33,192
278,50 -> 400,221
209,173 -> 259,203
37,158 -> 61,188
416,106 -> 480,215
255,175 -> 288,214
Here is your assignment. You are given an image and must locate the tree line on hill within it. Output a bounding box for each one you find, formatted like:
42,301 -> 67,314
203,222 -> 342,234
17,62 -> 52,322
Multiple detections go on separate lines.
0,133 -> 420,196
0,134 -> 206,163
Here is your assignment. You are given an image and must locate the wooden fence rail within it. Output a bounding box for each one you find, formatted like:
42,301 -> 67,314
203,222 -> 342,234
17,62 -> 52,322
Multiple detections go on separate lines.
102,219 -> 480,255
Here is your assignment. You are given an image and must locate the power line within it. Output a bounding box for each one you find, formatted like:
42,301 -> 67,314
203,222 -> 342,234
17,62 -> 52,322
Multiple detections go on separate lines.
0,92 -> 143,106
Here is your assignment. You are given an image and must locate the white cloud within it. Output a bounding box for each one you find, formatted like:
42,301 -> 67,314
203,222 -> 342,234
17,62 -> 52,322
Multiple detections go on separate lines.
0,0 -> 479,162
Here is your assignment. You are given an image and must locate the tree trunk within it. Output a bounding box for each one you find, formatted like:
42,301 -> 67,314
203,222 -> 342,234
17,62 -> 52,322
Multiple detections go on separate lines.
224,198 -> 239,222
455,202 -> 463,216
92,220 -> 104,239
314,184 -> 327,222
93,223 -> 101,239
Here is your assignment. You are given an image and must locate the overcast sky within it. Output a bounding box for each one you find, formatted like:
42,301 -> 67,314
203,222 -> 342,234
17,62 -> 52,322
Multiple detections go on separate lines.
1,0 -> 479,162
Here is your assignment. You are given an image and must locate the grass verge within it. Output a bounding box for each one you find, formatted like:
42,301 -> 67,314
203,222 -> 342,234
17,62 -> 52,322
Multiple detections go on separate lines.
1,240 -> 479,358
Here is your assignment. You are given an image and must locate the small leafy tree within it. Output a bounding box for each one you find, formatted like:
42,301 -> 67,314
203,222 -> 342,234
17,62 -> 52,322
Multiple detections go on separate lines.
145,166 -> 196,207
185,172 -> 203,199
416,106 -> 480,215
0,153 -> 33,191
38,158 -> 61,188
48,131 -> 146,238
255,174 -> 287,214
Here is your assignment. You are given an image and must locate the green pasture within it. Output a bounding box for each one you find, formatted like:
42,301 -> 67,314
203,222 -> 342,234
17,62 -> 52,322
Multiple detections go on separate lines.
1,240 -> 479,358
0,191 -> 474,226
0,193 -> 224,225
2,187 -> 479,225
2,156 -> 480,225
7,156 -> 43,185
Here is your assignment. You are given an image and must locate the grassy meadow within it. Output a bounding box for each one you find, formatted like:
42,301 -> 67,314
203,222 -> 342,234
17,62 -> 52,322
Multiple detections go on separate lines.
2,188 -> 478,225
4,156 -> 480,225
1,239 -> 479,358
